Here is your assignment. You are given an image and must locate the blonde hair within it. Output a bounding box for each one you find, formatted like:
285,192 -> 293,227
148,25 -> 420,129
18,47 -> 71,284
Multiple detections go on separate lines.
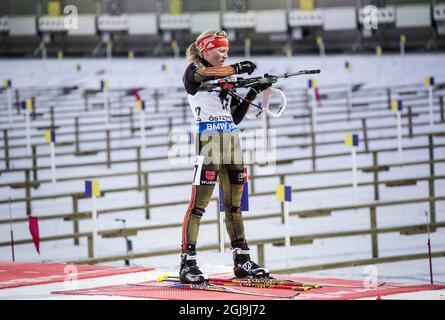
186,29 -> 218,63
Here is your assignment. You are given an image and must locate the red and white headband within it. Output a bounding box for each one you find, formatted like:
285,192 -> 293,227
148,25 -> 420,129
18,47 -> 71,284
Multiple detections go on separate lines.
196,31 -> 229,53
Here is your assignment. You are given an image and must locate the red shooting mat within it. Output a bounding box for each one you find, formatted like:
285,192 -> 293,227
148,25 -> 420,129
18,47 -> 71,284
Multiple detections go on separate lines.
51,272 -> 445,300
0,261 -> 153,289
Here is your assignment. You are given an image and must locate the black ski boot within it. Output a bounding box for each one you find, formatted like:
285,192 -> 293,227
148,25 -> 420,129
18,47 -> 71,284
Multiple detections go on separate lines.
232,240 -> 270,278
179,250 -> 208,284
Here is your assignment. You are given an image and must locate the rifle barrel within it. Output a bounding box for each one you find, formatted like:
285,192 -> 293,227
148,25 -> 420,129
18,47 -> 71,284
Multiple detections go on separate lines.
280,69 -> 320,78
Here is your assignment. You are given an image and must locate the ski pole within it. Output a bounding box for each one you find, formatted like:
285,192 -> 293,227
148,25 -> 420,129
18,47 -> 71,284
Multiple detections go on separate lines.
115,218 -> 132,266
9,197 -> 15,262
425,211 -> 434,284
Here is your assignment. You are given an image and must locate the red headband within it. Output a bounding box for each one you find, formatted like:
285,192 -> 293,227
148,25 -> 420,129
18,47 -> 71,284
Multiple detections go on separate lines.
196,31 -> 229,53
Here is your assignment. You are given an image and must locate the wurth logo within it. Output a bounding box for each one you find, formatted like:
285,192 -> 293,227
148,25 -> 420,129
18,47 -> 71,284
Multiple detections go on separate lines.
205,171 -> 216,181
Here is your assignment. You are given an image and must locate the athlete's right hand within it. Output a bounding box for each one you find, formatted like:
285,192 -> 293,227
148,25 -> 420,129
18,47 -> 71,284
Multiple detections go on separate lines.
232,61 -> 256,75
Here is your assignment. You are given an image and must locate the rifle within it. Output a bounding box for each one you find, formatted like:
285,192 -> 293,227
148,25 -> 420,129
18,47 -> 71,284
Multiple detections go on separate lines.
198,69 -> 320,92
198,69 -> 321,119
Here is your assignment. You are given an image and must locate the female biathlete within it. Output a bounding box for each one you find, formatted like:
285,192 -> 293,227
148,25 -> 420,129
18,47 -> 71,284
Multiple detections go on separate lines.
180,30 -> 271,284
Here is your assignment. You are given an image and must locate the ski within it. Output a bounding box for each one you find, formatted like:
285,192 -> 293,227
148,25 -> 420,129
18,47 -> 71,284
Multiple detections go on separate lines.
271,278 -> 369,289
157,274 -> 406,290
211,280 -> 312,292
127,281 -> 300,299
157,274 -> 318,291
267,278 -> 415,289
225,276 -> 385,289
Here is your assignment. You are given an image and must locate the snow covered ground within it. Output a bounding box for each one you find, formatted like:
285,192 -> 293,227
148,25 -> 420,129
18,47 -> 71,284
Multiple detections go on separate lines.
0,53 -> 445,300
